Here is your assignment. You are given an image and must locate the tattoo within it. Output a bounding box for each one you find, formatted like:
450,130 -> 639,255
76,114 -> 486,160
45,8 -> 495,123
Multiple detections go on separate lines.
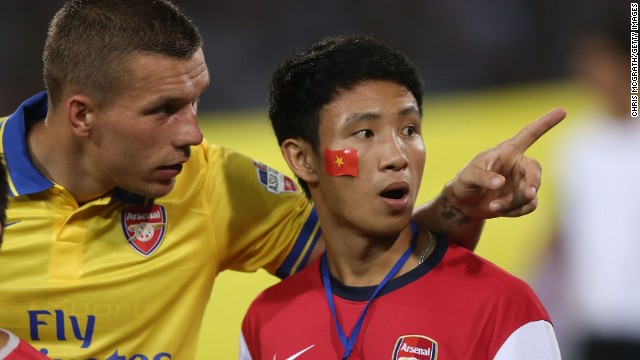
438,195 -> 470,226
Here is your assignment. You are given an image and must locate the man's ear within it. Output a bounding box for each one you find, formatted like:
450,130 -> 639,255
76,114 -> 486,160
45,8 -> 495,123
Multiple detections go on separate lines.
281,139 -> 319,184
66,95 -> 96,138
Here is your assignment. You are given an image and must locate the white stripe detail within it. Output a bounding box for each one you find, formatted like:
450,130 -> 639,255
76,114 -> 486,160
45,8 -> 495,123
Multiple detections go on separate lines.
238,332 -> 253,360
493,320 -> 561,360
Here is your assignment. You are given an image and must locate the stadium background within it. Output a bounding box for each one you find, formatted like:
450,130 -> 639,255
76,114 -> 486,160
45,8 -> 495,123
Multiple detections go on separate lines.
0,0 -> 624,359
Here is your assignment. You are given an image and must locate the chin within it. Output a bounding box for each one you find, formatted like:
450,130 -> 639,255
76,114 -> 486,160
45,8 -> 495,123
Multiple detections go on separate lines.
366,218 -> 410,237
149,184 -> 176,199
128,181 -> 176,199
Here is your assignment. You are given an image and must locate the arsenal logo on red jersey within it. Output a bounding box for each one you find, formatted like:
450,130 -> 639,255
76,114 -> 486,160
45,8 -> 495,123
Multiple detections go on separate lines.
121,204 -> 167,257
392,335 -> 438,360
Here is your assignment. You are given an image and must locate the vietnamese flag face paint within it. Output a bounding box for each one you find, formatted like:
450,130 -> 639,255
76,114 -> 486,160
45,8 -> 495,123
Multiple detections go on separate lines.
324,147 -> 359,177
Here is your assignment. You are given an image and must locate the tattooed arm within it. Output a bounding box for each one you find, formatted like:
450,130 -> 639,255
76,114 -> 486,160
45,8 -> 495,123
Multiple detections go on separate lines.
412,108 -> 566,251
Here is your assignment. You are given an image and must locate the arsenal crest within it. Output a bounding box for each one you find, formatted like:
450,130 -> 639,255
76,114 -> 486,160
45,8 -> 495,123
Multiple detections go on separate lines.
392,335 -> 438,360
121,204 -> 167,257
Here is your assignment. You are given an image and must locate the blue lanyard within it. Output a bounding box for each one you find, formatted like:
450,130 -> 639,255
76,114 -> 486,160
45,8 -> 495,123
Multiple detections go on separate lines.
321,224 -> 418,359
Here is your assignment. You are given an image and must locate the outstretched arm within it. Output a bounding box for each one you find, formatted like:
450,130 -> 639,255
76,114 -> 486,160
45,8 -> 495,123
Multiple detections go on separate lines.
412,107 -> 567,250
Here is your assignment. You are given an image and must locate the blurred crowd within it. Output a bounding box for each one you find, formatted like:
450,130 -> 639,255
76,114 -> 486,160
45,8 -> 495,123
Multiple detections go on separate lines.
0,0 -> 621,113
533,6 -> 639,359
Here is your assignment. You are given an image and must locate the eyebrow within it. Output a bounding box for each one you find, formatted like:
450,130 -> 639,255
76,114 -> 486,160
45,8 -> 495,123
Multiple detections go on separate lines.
141,95 -> 183,114
343,104 -> 421,125
399,106 -> 421,118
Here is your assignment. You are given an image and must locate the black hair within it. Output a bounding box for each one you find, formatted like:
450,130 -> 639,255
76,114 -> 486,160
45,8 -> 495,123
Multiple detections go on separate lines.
268,34 -> 424,198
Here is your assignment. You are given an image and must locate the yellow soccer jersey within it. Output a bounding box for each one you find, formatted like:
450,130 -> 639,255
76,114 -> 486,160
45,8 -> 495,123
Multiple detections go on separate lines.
0,92 -> 321,359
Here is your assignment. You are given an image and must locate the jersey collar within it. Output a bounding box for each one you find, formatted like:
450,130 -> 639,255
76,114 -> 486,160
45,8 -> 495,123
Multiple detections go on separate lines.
2,91 -> 53,197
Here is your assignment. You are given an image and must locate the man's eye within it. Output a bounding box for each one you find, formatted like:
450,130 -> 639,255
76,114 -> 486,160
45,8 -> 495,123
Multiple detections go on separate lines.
354,129 -> 374,138
401,125 -> 417,136
154,105 -> 177,115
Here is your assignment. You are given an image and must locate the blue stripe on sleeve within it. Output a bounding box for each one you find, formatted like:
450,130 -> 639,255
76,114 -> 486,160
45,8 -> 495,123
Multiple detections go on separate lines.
276,206 -> 322,279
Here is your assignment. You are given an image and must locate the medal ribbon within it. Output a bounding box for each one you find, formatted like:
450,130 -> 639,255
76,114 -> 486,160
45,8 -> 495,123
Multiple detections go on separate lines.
321,223 -> 418,359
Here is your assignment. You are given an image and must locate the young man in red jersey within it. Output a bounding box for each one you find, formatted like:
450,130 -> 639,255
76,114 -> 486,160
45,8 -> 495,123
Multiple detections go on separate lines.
240,35 -> 564,359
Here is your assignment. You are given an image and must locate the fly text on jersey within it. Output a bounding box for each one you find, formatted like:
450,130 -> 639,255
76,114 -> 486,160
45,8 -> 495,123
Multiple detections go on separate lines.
27,310 -> 172,359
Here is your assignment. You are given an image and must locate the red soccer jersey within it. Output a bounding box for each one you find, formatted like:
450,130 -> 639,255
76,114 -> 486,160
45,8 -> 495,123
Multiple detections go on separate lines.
0,330 -> 50,360
241,237 -> 558,359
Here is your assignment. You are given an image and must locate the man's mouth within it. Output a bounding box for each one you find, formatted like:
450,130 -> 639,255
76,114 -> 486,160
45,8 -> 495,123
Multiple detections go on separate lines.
159,164 -> 183,171
380,182 -> 409,199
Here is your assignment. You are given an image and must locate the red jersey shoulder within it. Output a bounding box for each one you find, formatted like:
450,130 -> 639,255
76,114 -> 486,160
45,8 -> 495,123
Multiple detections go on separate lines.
254,257 -> 321,306
442,241 -> 550,319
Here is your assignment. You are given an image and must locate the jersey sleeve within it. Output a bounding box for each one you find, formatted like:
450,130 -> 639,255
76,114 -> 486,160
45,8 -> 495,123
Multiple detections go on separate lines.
478,258 -> 560,360
239,329 -> 254,360
239,292 -> 263,360
493,320 -> 561,359
202,141 -> 321,277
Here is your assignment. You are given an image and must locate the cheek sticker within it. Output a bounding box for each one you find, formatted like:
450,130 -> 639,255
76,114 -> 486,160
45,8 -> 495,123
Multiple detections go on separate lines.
324,147 -> 359,177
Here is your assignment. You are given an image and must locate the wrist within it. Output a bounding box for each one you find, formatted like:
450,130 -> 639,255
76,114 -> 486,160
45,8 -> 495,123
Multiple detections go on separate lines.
434,186 -> 484,251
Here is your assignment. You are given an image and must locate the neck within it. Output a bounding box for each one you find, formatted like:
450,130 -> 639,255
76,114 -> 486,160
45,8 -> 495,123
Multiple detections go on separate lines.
322,225 -> 417,287
28,116 -> 111,203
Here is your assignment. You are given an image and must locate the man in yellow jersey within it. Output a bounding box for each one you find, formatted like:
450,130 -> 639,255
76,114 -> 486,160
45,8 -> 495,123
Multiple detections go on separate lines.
0,0 -> 562,358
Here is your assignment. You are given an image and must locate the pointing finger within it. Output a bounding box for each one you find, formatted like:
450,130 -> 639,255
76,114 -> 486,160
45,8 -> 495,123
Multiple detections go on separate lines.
505,107 -> 567,152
